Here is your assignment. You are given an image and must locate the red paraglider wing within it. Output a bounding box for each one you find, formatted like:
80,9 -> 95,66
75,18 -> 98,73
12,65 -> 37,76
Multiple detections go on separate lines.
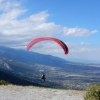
26,37 -> 68,54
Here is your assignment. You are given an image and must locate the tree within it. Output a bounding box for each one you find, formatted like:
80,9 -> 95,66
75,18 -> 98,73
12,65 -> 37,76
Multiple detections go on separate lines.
84,83 -> 100,100
0,80 -> 9,85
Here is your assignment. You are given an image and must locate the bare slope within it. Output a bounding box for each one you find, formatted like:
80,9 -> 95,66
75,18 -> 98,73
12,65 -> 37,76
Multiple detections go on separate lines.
0,85 -> 85,100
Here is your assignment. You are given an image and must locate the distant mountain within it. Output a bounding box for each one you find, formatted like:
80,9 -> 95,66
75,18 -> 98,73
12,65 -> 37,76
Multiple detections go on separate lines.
0,46 -> 69,67
0,46 -> 100,90
66,58 -> 100,64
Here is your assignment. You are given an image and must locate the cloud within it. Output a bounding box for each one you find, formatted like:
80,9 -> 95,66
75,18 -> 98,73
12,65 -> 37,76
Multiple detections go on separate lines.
0,0 -> 98,48
0,0 -> 20,12
80,42 -> 91,45
67,42 -> 92,53
63,42 -> 100,60
0,0 -> 99,61
63,27 -> 98,37
0,1 -> 61,48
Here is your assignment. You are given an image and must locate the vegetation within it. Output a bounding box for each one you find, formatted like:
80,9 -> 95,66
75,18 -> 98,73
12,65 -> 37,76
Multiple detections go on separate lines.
0,80 -> 9,85
84,83 -> 100,100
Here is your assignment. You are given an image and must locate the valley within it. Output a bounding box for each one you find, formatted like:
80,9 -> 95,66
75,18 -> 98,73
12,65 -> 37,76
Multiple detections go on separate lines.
0,46 -> 100,90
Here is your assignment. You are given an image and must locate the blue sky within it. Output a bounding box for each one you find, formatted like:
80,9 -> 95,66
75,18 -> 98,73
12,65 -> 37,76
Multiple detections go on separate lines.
0,0 -> 100,62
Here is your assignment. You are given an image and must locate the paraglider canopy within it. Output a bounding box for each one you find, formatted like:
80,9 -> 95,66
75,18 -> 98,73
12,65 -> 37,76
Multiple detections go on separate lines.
26,37 -> 69,54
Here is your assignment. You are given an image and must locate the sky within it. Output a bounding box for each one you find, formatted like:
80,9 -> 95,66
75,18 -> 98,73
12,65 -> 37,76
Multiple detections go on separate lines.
0,0 -> 100,62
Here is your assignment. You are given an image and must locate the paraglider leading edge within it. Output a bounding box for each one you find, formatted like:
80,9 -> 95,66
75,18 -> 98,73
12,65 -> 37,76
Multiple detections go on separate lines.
26,37 -> 69,55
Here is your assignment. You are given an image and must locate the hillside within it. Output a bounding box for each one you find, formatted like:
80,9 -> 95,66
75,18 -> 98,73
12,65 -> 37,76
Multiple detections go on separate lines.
0,46 -> 100,90
0,70 -> 42,86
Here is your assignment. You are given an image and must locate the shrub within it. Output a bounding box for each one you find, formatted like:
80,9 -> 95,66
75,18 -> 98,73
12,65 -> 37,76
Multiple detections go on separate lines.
0,80 -> 9,85
84,83 -> 100,100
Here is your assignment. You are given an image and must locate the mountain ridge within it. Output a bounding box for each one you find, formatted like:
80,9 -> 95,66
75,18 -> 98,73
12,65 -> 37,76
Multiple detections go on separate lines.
0,46 -> 69,67
0,46 -> 100,90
